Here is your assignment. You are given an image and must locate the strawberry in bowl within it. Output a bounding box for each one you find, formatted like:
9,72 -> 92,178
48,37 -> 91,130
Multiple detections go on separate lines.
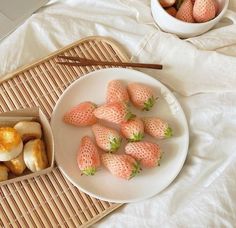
151,0 -> 229,38
160,0 -> 218,23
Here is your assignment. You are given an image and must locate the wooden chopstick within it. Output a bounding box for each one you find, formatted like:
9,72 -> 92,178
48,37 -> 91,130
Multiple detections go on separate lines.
58,55 -> 90,62
56,55 -> 163,70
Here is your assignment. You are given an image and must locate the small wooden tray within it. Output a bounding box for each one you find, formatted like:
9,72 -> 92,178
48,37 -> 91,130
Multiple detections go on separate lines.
0,36 -> 128,227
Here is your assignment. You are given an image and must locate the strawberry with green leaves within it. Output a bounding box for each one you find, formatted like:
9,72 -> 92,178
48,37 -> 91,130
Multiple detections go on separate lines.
125,141 -> 162,168
120,117 -> 144,142
101,153 -> 141,180
92,124 -> 122,153
143,117 -> 173,139
77,136 -> 100,176
127,83 -> 157,111
64,101 -> 97,127
106,80 -> 129,104
94,102 -> 135,125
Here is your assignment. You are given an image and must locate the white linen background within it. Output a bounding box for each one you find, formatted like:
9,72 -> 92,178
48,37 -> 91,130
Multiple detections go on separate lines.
0,0 -> 236,227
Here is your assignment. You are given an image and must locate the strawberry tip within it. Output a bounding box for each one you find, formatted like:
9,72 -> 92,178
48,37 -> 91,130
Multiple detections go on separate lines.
129,132 -> 144,142
82,167 -> 97,176
176,0 -> 185,9
143,96 -> 157,111
125,112 -> 136,121
92,103 -> 98,108
109,137 -> 122,152
157,153 -> 163,167
165,127 -> 173,138
129,160 -> 141,179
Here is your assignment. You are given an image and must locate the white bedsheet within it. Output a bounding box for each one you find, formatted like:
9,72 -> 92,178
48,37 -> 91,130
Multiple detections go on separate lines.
0,0 -> 236,227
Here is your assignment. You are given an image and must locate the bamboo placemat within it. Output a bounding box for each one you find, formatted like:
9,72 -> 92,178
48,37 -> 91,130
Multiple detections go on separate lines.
0,36 -> 128,227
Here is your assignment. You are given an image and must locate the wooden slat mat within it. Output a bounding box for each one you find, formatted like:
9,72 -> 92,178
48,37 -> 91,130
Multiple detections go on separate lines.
0,36 -> 128,227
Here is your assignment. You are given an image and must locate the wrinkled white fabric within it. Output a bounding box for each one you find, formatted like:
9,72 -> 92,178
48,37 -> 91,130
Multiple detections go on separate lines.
0,0 -> 236,227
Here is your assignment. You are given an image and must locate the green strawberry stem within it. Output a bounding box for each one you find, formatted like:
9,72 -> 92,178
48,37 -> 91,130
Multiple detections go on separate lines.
109,137 -> 122,152
125,111 -> 136,121
129,132 -> 144,142
157,153 -> 163,167
176,0 -> 185,9
129,160 -> 141,179
143,96 -> 157,111
82,167 -> 97,176
164,127 -> 173,138
92,103 -> 98,108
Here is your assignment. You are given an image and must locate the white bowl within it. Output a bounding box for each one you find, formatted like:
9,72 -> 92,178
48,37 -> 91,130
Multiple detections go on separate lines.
151,0 -> 229,38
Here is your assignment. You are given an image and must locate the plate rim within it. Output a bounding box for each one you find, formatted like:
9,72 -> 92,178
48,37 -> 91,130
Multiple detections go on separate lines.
51,68 -> 189,203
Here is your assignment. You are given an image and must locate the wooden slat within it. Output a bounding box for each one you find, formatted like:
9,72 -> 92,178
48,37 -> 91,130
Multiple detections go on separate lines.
0,37 -> 125,227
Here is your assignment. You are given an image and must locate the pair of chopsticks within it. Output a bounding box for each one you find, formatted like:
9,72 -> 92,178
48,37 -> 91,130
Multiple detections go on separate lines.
56,55 -> 163,70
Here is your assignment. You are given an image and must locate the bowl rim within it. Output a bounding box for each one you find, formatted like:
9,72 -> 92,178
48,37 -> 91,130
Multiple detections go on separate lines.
152,0 -> 229,26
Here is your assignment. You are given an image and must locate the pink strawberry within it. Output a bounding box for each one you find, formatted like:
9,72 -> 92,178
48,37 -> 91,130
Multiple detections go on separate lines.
213,0 -> 218,14
77,136 -> 100,176
160,0 -> 176,8
176,0 -> 195,23
143,117 -> 173,139
94,102 -> 135,125
64,101 -> 97,127
120,117 -> 144,142
106,80 -> 129,104
92,124 -> 122,153
127,83 -> 157,111
125,141 -> 162,168
101,153 -> 141,180
193,0 -> 216,23
166,7 -> 177,17
176,0 -> 185,9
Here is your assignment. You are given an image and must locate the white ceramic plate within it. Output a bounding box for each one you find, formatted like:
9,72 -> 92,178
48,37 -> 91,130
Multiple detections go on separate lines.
51,68 -> 189,203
